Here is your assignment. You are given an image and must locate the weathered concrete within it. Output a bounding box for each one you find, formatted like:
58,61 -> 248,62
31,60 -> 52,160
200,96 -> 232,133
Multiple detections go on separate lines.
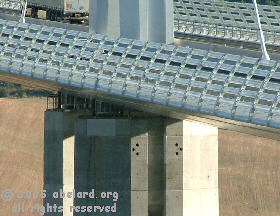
89,0 -> 174,43
74,117 -> 165,216
164,119 -> 219,216
44,111 -> 77,216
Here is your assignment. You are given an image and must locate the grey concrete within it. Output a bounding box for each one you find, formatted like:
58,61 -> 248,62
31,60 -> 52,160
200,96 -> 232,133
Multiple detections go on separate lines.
89,0 -> 120,37
63,136 -> 75,216
74,117 -> 165,216
74,118 -> 131,216
89,0 -> 174,43
44,111 -> 220,215
44,111 -> 78,216
130,118 -> 165,216
148,0 -> 174,44
164,119 -> 219,216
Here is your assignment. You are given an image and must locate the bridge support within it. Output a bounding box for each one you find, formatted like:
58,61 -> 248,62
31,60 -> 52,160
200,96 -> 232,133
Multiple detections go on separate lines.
74,117 -> 165,215
164,119 -> 219,216
89,0 -> 174,44
44,111 -> 219,216
44,111 -> 78,216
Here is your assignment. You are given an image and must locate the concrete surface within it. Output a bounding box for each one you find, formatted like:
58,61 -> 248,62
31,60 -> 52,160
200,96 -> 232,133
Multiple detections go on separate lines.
63,136 -> 75,216
89,0 -> 174,43
74,118 -> 131,216
164,119 -> 219,216
44,110 -> 219,215
44,111 -> 77,216
74,117 -> 165,215
130,118 -> 165,216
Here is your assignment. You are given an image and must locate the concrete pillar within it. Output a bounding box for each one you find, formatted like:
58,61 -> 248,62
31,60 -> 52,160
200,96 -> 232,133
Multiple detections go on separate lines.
89,0 -> 120,37
89,0 -> 174,44
148,0 -> 174,44
44,111 -> 77,216
130,118 -> 165,215
63,136 -> 75,216
74,117 -> 164,216
164,119 -> 219,216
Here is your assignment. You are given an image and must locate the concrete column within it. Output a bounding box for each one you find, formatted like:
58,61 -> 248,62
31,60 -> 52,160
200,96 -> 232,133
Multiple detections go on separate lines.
164,119 -> 219,216
148,0 -> 174,44
130,118 -> 165,215
89,0 -> 120,37
44,111 -> 77,216
119,0 -> 147,41
89,0 -> 174,44
74,117 -> 164,216
74,118 -> 131,216
63,136 -> 75,216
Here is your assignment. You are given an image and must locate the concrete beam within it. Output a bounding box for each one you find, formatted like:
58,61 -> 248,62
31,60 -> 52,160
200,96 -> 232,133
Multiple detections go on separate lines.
164,119 -> 219,216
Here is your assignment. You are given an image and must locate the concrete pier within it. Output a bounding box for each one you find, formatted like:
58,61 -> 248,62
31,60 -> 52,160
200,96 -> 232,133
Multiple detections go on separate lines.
74,118 -> 131,215
89,0 -> 174,43
164,119 -> 219,216
44,111 -> 77,216
130,118 -> 165,215
73,117 -> 165,216
44,111 -> 219,216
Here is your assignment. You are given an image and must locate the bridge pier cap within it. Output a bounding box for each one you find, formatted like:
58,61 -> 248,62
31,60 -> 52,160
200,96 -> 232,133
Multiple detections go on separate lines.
89,0 -> 174,44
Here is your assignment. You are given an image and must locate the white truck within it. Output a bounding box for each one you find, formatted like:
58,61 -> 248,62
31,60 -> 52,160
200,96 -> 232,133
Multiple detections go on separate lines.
27,0 -> 89,22
0,0 -> 22,11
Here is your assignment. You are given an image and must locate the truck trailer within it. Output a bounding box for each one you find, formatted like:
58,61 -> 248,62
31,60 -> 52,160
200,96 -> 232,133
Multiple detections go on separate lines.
27,0 -> 89,22
0,0 -> 22,11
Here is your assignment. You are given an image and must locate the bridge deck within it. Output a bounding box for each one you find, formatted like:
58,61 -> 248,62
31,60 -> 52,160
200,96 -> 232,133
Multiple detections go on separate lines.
0,18 -> 280,138
3,0 -> 280,45
174,0 -> 280,45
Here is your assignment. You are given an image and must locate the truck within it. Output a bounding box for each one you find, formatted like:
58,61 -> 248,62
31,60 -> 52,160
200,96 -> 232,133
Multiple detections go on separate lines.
27,0 -> 89,22
0,0 -> 22,11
